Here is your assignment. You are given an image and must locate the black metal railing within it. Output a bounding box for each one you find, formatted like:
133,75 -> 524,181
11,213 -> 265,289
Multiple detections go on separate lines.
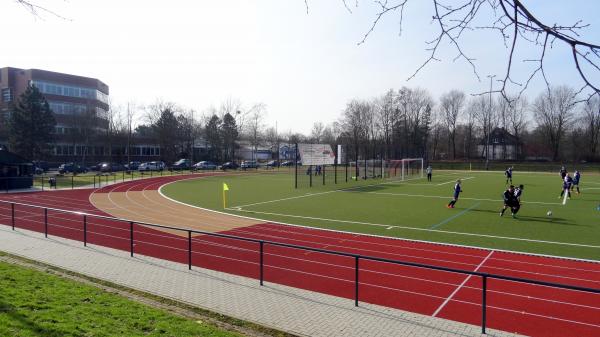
1,199 -> 599,334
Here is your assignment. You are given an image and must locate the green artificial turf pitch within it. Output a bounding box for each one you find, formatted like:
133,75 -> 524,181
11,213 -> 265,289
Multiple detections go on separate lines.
161,169 -> 600,261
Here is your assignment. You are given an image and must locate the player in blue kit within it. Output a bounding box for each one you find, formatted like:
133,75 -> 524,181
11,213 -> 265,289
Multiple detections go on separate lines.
447,179 -> 462,209
571,170 -> 581,194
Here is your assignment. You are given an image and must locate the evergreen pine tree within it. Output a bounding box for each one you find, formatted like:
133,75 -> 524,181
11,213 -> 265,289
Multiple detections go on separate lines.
8,85 -> 56,160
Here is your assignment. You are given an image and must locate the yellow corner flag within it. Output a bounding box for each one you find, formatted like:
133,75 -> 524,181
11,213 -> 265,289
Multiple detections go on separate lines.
222,183 -> 229,209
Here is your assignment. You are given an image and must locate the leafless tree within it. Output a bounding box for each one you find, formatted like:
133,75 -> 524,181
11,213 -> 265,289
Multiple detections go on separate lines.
310,122 -> 325,143
532,85 -> 577,161
463,98 -> 479,159
440,90 -> 465,159
580,97 -> 600,159
246,105 -> 267,160
374,89 -> 397,159
334,0 -> 599,102
506,95 -> 528,159
473,95 -> 496,159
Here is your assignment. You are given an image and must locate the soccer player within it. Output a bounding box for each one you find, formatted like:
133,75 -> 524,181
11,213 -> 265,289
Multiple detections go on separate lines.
505,167 -> 513,184
559,174 -> 573,199
572,170 -> 581,194
514,184 -> 524,202
559,166 -> 567,180
447,179 -> 462,209
426,165 -> 432,182
500,185 -> 520,218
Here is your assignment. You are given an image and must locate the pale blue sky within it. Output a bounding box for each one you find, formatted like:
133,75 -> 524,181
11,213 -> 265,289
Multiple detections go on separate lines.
1,0 -> 599,133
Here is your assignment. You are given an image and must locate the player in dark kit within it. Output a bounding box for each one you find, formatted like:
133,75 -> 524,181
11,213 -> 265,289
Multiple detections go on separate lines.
559,174 -> 573,199
447,179 -> 462,208
501,185 -> 520,218
514,184 -> 524,202
505,167 -> 513,184
559,166 -> 567,180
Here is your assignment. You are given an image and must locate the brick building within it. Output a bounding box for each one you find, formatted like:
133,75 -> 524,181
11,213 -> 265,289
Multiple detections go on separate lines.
0,67 -> 111,165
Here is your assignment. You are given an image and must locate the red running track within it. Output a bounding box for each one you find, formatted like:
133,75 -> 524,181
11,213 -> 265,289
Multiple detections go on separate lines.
0,174 -> 599,337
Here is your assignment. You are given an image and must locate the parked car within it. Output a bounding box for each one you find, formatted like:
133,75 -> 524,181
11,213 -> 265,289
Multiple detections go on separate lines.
32,160 -> 49,172
265,160 -> 279,168
33,166 -> 44,175
220,162 -> 239,170
193,161 -> 217,170
125,161 -> 141,170
240,160 -> 259,169
171,159 -> 192,170
280,160 -> 295,167
138,161 -> 163,171
58,163 -> 88,174
100,162 -> 125,173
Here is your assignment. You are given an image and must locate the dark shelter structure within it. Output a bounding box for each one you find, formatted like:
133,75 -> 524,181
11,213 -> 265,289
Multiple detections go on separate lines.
0,147 -> 33,190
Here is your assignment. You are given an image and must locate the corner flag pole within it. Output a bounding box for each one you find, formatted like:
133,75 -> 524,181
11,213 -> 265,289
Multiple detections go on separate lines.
562,188 -> 568,205
223,183 -> 229,209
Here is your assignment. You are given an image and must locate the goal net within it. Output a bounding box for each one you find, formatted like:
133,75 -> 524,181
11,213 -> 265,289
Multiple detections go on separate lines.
386,158 -> 424,181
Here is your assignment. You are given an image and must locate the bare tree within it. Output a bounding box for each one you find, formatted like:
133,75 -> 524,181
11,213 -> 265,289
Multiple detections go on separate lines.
581,97 -> 600,159
246,105 -> 267,160
375,89 -> 397,159
463,98 -> 479,159
440,90 -> 465,159
506,95 -> 528,160
473,95 -> 496,160
532,86 -> 577,161
310,122 -> 325,143
336,1 -> 599,102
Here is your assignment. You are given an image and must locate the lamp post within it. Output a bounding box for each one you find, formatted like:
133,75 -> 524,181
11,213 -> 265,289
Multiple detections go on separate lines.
485,74 -> 496,170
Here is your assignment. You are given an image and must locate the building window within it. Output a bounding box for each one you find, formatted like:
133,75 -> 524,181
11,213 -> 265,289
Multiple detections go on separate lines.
30,80 -> 108,104
1,88 -> 12,102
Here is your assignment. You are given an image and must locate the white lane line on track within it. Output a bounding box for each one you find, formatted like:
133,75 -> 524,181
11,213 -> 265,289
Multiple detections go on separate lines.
228,208 -> 600,249
432,250 -> 495,317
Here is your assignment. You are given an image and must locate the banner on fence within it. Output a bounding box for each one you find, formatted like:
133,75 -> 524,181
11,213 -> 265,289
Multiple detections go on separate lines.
298,144 -> 335,166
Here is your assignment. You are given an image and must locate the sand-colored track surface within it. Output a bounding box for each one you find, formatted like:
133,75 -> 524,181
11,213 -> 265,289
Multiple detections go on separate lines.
89,176 -> 261,235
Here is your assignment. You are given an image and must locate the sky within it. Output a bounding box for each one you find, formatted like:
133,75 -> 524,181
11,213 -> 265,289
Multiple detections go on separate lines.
1,0 -> 599,134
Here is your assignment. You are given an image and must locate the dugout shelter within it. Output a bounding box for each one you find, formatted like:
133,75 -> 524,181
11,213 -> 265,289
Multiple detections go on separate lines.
0,148 -> 33,190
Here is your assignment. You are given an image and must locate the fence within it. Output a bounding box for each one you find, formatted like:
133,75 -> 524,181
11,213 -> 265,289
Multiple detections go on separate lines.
0,199 -> 599,335
0,168 -> 216,192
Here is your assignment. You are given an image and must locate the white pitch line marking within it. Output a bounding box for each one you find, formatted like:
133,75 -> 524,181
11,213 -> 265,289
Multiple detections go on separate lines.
432,250 -> 494,317
230,208 -> 600,249
436,176 -> 475,186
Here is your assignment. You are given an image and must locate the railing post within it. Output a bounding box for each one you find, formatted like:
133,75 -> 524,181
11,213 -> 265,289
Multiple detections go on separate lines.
355,256 -> 359,307
44,208 -> 48,238
83,215 -> 87,246
188,230 -> 192,270
11,203 -> 15,230
71,175 -> 74,189
482,275 -> 487,334
41,175 -> 44,191
260,241 -> 264,286
130,221 -> 134,257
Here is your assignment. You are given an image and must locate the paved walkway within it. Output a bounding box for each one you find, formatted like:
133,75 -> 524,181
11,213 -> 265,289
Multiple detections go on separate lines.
0,226 -> 520,337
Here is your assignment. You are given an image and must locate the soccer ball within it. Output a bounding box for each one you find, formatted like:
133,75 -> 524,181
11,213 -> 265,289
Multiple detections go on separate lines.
547,211 -> 553,217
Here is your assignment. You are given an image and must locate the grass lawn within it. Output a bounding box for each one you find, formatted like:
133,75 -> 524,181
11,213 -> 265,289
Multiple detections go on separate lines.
161,168 -> 600,260
0,260 -> 242,337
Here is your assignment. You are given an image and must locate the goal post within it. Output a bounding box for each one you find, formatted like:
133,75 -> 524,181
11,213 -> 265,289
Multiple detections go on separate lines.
386,158 -> 424,181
